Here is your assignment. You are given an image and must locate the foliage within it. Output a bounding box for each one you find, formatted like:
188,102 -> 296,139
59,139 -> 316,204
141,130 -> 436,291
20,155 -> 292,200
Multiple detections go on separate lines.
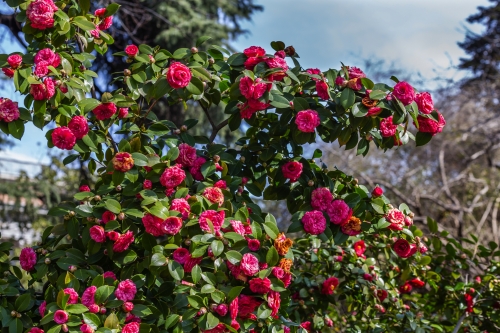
0,1 -> 497,333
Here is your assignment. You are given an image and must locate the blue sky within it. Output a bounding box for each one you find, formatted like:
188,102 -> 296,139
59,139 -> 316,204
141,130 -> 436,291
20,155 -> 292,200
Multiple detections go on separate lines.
0,0 -> 491,164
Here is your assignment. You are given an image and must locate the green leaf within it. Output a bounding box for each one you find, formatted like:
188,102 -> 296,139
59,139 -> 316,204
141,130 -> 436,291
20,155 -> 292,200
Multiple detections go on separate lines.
95,285 -> 114,304
151,253 -> 167,266
196,36 -> 212,47
225,251 -> 242,265
66,304 -> 89,314
419,256 -> 431,266
104,313 -> 119,329
8,120 -> 24,140
266,246 -> 279,266
46,325 -> 60,333
186,77 -> 204,95
164,314 -> 180,329
14,293 -> 31,312
131,152 -> 148,166
270,94 -> 290,109
206,313 -> 219,330
340,88 -> 355,109
427,217 -> 438,233
72,16 -> 96,31
227,286 -> 245,302
210,240 -> 224,257
201,285 -> 216,294
369,90 -> 387,100
187,295 -> 204,309
168,260 -> 184,281
82,313 -> 101,330
191,265 -> 202,284
79,0 -> 90,14
104,3 -> 120,17
105,199 -> 121,214
263,215 -> 280,239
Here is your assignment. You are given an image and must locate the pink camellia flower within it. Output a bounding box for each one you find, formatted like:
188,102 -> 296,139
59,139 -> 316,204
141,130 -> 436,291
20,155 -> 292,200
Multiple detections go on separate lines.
93,102 -> 117,120
112,231 -> 134,253
274,50 -> 286,58
81,286 -> 97,307
30,78 -> 55,101
335,76 -> 347,87
243,46 -> 266,58
184,257 -> 202,273
244,57 -> 265,70
380,116 -> 398,138
393,239 -> 413,258
103,271 -> 117,280
202,187 -> 225,207
415,112 -> 446,136
267,290 -> 281,317
316,80 -> 330,100
419,245 -> 428,254
142,214 -> 165,237
52,127 -> 76,150
113,152 -> 134,172
34,48 -> 61,68
189,156 -> 207,181
121,322 -> 140,333
247,239 -> 260,251
282,161 -> 303,183
160,166 -> 186,188
415,92 -> 434,114
143,180 -> 152,190
102,211 -> 116,223
404,216 -> 413,227
115,279 -> 137,301
2,68 -> 14,78
106,231 -> 120,241
198,210 -> 225,234
7,54 -> 22,69
94,8 -> 113,30
68,115 -> 89,140
162,216 -> 183,235
20,248 -> 37,271
239,76 -> 255,99
353,240 -> 366,256
214,180 -> 227,189
54,310 -> 69,324
311,187 -> 333,211
366,106 -> 382,117
175,143 -> 197,167
325,318 -> 333,327
240,253 -> 259,276
392,81 -> 416,106
88,304 -> 100,313
125,45 -> 139,57
34,62 -> 49,77
326,199 -> 352,225
63,288 -> 79,304
215,304 -> 228,316
89,225 -> 106,243
295,110 -> 321,133
363,273 -> 373,281
172,247 -> 191,264
0,98 -> 20,123
249,277 -> 271,294
27,0 -> 58,30
170,198 -> 190,220
90,28 -> 100,38
265,56 -> 289,81
385,208 -> 405,231
39,301 -> 47,317
306,68 -> 322,81
302,210 -> 326,235
167,62 -> 192,89
321,277 -> 339,295
80,324 -> 94,333
203,324 -> 226,333
122,302 -> 134,313
372,186 -> 384,197
118,108 -> 128,119
79,185 -> 90,192
348,66 -> 366,79
230,220 -> 246,236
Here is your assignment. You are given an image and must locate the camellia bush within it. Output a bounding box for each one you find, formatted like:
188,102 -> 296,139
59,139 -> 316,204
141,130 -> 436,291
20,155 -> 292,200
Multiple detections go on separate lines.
0,1 -> 498,333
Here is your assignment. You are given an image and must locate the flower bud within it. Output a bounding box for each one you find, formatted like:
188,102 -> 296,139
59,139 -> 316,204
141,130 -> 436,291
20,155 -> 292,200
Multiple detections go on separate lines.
122,302 -> 134,313
100,307 -> 106,314
174,129 -> 181,135
191,47 -> 198,54
45,258 -> 51,265
115,185 -> 122,192
118,212 -> 125,220
79,65 -> 86,71
124,69 -> 131,76
184,239 -> 192,246
62,325 -> 69,333
308,180 -> 314,187
94,195 -> 101,201
181,125 -> 188,132
69,265 -> 77,272
213,155 -> 220,163
208,58 -> 215,65
240,156 -> 245,163
10,311 -> 17,317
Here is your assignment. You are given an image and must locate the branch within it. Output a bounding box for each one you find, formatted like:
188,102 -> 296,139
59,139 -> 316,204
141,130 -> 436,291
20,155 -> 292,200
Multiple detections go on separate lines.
198,102 -> 229,143
452,293 -> 481,333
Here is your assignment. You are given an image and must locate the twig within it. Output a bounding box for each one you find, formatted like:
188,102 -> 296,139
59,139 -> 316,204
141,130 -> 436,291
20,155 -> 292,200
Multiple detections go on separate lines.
198,102 -> 229,143
451,293 -> 481,333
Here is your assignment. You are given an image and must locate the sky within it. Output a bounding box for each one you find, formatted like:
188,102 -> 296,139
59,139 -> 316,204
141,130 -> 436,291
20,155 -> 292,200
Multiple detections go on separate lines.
0,0 -> 491,165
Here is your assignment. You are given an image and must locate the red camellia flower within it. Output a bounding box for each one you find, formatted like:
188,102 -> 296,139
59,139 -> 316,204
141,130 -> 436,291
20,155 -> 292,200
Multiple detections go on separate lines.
415,112 -> 446,136
34,48 -> 61,68
244,57 -> 265,70
52,127 -> 76,150
89,225 -> 106,243
240,253 -> 259,276
248,239 -> 260,251
380,116 -> 398,137
301,210 -> 327,235
322,277 -> 339,295
7,54 -> 22,69
125,45 -> 139,57
372,186 -> 384,197
115,279 -> 137,301
399,282 -> 413,294
172,247 -> 191,264
81,286 -> 96,307
306,68 -> 322,81
393,238 -> 413,258
20,247 -> 37,271
353,240 -> 366,256
295,110 -> 321,133
202,187 -> 225,207
167,62 -> 192,89
118,108 -> 128,119
282,161 -> 303,183
265,56 -> 289,81
415,92 -> 434,114
54,310 -> 69,324
112,231 -> 134,253
170,198 -> 190,220
93,102 -> 117,120
113,152 -> 134,172
249,277 -> 271,294
162,216 -> 183,235
79,184 -> 90,192
175,143 -> 197,167
95,8 -> 113,30
243,46 -> 266,58
122,322 -> 139,333
326,199 -> 352,225
30,78 -> 55,101
34,61 -> 49,77
198,210 -> 225,234
142,213 -> 166,237
385,208 -> 405,231
316,80 -> 330,100
0,98 -> 20,123
102,211 -> 116,223
2,68 -> 14,78
409,278 -> 425,288
27,0 -> 58,30
348,66 -> 366,79
184,257 -> 202,273
238,295 -> 261,318
376,289 -> 388,301
160,166 -> 186,188
392,81 -> 416,106
68,115 -> 89,140
311,187 -> 333,211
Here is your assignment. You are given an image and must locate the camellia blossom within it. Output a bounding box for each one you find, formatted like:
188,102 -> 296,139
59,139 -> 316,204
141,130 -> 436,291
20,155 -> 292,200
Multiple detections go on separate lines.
189,157 -> 207,181
162,216 -> 183,235
93,102 -> 117,120
112,152 -> 134,172
353,240 -> 366,256
172,247 -> 191,264
125,45 -> 139,57
167,62 -> 192,89
27,0 -> 58,30
20,248 -> 37,271
301,210 -> 326,235
81,286 -> 97,307
115,279 -> 137,301
7,54 -> 22,69
2,68 -> 14,78
379,116 -> 398,138
63,288 -> 79,304
392,81 -> 416,106
230,220 -> 246,236
103,271 -> 117,280
54,310 -> 68,324
322,277 -> 339,295
198,210 -> 225,234
30,78 -> 55,101
238,295 -> 261,318
399,282 -> 413,294
267,290 -> 281,317
160,166 -> 186,188
393,238 -> 414,258
341,216 -> 362,236
348,66 -> 366,79
295,110 -> 321,133
112,231 -> 134,253
274,233 -> 293,255
170,198 -> 190,220
52,127 -> 76,150
34,48 -> 60,68
202,187 -> 224,207
316,80 -> 330,100
142,214 -> 165,237
118,108 -> 128,119
184,257 -> 202,273
248,239 -> 260,251
0,98 -> 20,123
175,143 -> 197,167
385,208 -> 405,231
372,186 -> 384,197
122,322 -> 140,333
415,92 -> 434,114
409,278 -> 425,288
243,46 -> 266,58
265,56 -> 288,81
326,199 -> 352,225
249,277 -> 271,294
68,115 -> 89,140
89,225 -> 106,243
39,301 -> 47,317
415,112 -> 446,136
282,161 -> 303,183
80,324 -> 94,333
376,289 -> 388,302
240,253 -> 259,276
311,187 -> 333,211
306,68 -> 322,81
102,211 -> 116,223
